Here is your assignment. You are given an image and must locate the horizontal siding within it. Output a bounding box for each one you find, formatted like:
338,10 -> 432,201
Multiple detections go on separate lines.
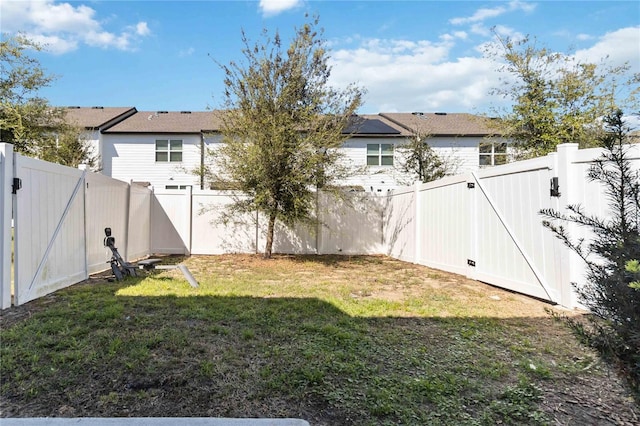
102,133 -> 508,191
428,136 -> 484,173
103,134 -> 202,189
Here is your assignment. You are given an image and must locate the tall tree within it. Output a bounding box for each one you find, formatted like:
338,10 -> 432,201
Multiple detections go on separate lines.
486,31 -> 639,159
1,34 -> 95,167
214,17 -> 364,258
1,34 -> 56,153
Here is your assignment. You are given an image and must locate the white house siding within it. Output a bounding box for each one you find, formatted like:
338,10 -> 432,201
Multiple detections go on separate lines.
339,136 -> 509,192
341,137 -> 412,193
428,136 -> 486,173
100,132 -> 507,193
82,129 -> 101,171
101,133 -> 202,189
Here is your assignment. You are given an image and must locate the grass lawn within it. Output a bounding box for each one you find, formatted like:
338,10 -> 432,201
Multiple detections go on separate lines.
1,255 -> 637,425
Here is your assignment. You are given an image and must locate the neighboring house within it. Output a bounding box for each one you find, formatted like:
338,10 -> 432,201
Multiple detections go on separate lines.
101,110 -> 222,189
341,112 -> 507,192
340,114 -> 412,193
62,106 -> 137,169
65,107 -> 506,192
380,112 -> 506,172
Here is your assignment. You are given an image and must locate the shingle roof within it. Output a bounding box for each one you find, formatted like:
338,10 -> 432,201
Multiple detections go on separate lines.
63,106 -> 136,130
82,108 -> 496,137
343,114 -> 408,136
103,111 -> 222,133
380,112 -> 499,136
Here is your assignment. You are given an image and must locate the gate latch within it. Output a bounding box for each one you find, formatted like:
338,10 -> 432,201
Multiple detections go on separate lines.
12,177 -> 21,194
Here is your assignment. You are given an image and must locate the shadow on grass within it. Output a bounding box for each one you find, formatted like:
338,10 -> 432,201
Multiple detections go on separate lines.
0,278 -> 635,425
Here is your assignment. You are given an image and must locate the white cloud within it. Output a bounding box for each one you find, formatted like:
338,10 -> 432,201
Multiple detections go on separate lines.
23,33 -> 78,55
328,37 -> 503,113
576,34 -> 593,41
135,22 -> 151,37
0,0 -> 151,54
259,0 -> 302,17
450,1 -> 536,25
573,26 -> 640,72
327,23 -> 640,115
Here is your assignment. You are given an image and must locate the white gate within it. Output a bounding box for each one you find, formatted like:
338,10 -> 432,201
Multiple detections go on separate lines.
1,143 -> 153,308
467,158 -> 560,302
13,155 -> 88,306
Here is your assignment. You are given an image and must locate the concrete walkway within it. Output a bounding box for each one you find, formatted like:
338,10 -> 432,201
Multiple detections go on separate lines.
1,418 -> 309,426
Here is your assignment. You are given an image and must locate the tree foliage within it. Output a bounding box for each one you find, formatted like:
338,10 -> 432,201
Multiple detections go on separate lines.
541,110 -> 640,395
213,17 -> 364,258
1,34 -> 95,167
487,31 -> 639,159
396,130 -> 458,183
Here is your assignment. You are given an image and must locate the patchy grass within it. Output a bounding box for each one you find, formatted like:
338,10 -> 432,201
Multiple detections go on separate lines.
1,255 -> 637,425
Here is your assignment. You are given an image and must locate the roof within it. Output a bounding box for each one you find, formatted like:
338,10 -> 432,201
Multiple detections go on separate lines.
103,111 -> 222,134
71,107 -> 496,137
380,112 -> 499,137
342,114 -> 408,136
63,106 -> 137,130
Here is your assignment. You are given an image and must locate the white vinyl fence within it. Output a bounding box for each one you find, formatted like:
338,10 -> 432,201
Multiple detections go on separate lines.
2,142 -> 637,310
152,189 -> 385,256
0,143 -> 153,308
385,143 -> 640,308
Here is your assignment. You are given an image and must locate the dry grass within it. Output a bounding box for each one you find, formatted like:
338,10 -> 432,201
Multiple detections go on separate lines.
1,255 -> 637,425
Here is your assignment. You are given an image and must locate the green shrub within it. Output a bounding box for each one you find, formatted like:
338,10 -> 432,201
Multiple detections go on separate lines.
541,110 -> 640,396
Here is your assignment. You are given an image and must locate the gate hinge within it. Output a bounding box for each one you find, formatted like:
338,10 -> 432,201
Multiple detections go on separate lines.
12,177 -> 21,194
467,182 -> 475,189
467,259 -> 476,267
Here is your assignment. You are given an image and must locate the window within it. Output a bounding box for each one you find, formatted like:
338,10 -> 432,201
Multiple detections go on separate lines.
165,185 -> 190,190
367,143 -> 394,166
479,142 -> 507,166
156,139 -> 182,162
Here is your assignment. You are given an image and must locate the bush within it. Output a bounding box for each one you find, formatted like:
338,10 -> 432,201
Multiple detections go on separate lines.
541,110 -> 640,396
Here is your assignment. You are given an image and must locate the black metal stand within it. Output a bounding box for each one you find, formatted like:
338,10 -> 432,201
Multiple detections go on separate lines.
104,227 -> 137,280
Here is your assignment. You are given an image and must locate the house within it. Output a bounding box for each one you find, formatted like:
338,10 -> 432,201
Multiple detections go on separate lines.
65,107 -> 506,192
380,112 -> 506,170
62,106 -> 137,168
101,110 -> 222,189
339,112 -> 506,192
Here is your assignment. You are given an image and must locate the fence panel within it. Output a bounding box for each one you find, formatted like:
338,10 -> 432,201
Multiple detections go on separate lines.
0,144 -> 13,309
85,173 -> 130,274
191,191 -> 258,255
13,155 -> 87,306
470,157 -> 560,302
418,176 -> 470,276
318,192 -> 385,255
151,189 -> 191,254
127,184 -> 152,260
384,187 -> 415,262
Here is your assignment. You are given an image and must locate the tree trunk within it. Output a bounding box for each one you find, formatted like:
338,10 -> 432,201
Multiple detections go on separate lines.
264,212 -> 276,259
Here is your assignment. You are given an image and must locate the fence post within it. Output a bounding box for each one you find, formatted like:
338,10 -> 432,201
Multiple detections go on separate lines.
123,181 -> 132,261
0,143 -> 13,309
315,190 -> 322,255
185,185 -> 192,255
413,181 -> 422,264
555,143 -> 581,308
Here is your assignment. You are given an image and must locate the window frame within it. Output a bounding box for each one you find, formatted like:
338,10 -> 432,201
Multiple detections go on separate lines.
366,143 -> 394,167
479,141 -> 507,166
155,139 -> 183,163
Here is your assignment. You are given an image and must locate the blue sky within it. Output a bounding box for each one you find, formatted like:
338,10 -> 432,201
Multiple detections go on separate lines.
1,0 -> 639,114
